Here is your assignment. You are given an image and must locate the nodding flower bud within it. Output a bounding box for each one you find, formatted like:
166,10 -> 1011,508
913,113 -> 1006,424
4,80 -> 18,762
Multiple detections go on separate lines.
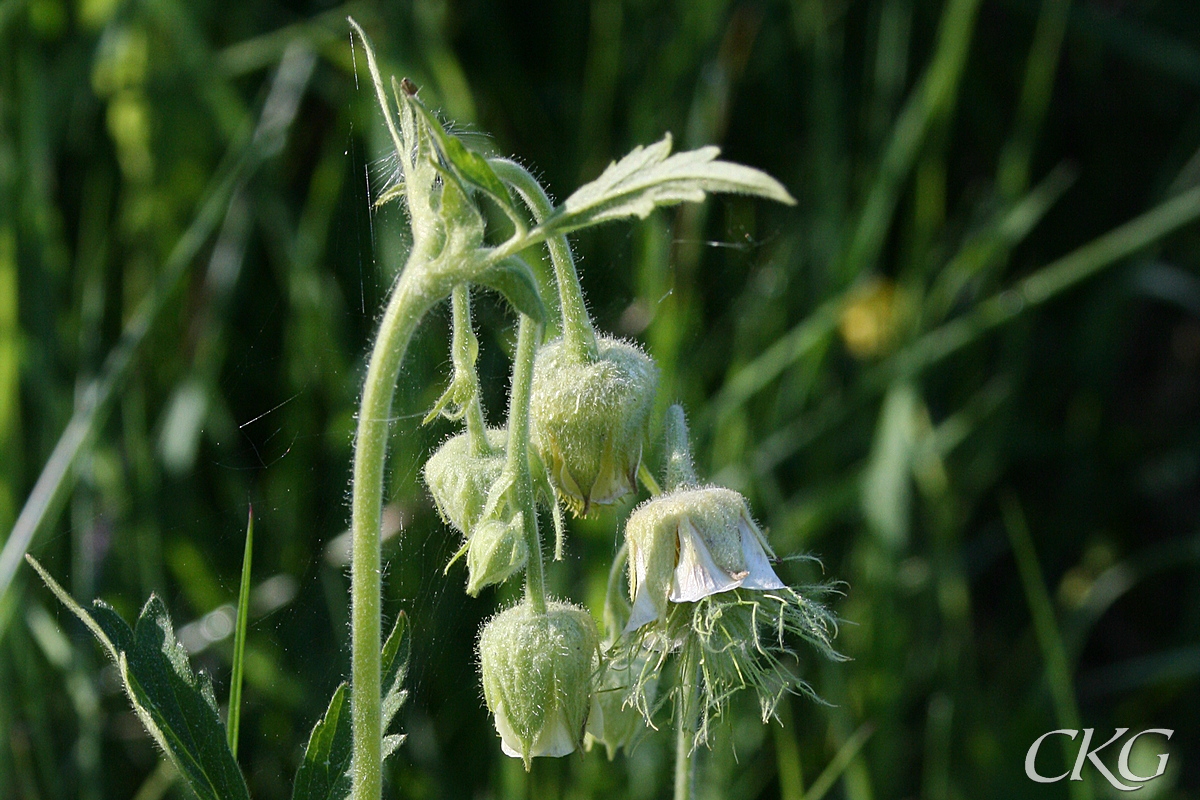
423,428 -> 507,537
478,600 -> 599,769
624,487 -> 785,632
584,653 -> 656,759
529,336 -> 658,516
466,513 -> 528,596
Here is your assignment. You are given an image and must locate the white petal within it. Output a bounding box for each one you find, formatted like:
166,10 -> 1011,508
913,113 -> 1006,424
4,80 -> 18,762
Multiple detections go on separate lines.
624,582 -> 662,632
670,520 -> 743,602
495,706 -> 524,758
530,713 -> 578,757
738,519 -> 786,591
494,705 -> 578,760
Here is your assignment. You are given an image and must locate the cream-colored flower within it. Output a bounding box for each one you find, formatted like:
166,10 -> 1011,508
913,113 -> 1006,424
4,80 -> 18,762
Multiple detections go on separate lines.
625,487 -> 785,632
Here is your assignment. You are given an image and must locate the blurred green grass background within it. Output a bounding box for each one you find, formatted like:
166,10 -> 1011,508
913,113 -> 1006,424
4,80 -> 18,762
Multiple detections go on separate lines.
3,0 -> 1200,798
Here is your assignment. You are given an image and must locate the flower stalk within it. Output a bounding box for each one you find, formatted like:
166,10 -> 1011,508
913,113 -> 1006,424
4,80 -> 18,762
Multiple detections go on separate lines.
490,159 -> 598,360
350,262 -> 442,800
674,661 -> 699,800
451,285 -> 492,457
505,314 -> 547,613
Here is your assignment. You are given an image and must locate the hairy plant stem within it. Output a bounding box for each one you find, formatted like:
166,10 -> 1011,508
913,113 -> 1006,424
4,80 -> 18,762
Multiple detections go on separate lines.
490,159 -> 598,361
450,285 -> 491,455
663,405 -> 697,491
504,314 -> 548,613
674,661 -> 699,800
350,258 -> 441,800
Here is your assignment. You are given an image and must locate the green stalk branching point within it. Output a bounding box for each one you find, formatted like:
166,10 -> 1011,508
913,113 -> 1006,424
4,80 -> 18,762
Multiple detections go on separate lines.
490,158 -> 599,361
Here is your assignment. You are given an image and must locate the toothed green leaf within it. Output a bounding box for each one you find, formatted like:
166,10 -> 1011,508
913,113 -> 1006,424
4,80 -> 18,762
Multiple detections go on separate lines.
27,557 -> 250,800
545,133 -> 795,234
410,100 -> 518,220
291,613 -> 410,800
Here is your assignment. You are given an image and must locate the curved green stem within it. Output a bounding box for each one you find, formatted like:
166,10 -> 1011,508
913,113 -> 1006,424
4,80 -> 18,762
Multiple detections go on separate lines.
505,315 -> 547,613
490,159 -> 598,361
350,263 -> 440,800
664,404 -> 697,491
602,541 -> 630,638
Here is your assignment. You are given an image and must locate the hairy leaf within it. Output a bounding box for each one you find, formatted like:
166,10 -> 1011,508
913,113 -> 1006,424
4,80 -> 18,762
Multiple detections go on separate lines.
408,98 -> 520,226
27,557 -> 250,800
292,613 -> 410,800
476,256 -> 545,323
544,133 -> 795,234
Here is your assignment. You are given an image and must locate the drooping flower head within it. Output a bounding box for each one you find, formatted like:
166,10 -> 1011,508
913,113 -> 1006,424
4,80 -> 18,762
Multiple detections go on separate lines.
625,486 -> 785,632
584,651 -> 657,759
423,427 -> 507,538
424,428 -> 532,595
608,405 -> 842,746
530,336 -> 658,516
478,600 -> 600,769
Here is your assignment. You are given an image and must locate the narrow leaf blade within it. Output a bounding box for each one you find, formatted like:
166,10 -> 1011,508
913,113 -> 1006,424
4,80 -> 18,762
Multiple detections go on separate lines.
227,507 -> 254,756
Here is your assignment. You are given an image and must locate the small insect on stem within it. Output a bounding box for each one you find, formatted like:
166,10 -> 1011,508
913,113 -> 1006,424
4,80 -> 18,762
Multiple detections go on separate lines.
400,77 -> 419,96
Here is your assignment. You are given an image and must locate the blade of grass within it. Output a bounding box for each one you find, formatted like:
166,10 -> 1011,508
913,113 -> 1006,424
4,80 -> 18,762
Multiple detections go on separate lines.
885,182 -> 1200,382
227,508 -> 253,757
803,722 -> 875,800
840,0 -> 982,282
709,297 -> 842,421
757,180 -> 1200,471
999,493 -> 1091,800
774,697 -> 804,800
997,0 -> 1073,200
130,762 -> 177,800
0,43 -> 315,635
925,162 -> 1077,324
0,225 -> 17,536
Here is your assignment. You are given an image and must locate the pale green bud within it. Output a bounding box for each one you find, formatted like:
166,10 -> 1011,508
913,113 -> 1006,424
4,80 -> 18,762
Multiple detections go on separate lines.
624,487 -> 785,631
465,513 -> 528,596
584,654 -> 656,760
423,428 -> 506,537
478,600 -> 599,769
530,336 -> 658,516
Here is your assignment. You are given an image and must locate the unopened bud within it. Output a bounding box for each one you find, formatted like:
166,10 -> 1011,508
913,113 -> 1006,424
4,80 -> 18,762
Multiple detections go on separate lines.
423,428 -> 506,537
530,336 -> 658,516
584,654 -> 656,759
478,600 -> 599,768
466,513 -> 528,596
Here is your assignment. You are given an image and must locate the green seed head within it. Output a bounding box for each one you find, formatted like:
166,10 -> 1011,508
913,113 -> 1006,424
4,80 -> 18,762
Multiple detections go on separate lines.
423,428 -> 506,537
478,600 -> 599,769
466,513 -> 528,596
529,336 -> 658,516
